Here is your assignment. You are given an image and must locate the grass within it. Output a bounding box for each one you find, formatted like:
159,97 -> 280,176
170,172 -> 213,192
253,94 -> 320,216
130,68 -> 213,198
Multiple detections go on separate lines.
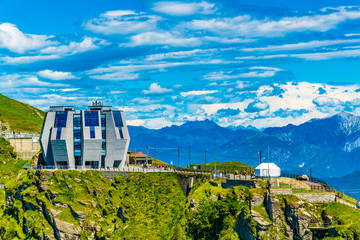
253,203 -> 272,224
190,161 -> 254,173
292,188 -> 323,194
323,202 -> 360,238
0,138 -> 27,184
277,195 -> 301,207
279,182 -> 291,188
334,190 -> 358,205
4,170 -> 189,239
0,93 -> 44,133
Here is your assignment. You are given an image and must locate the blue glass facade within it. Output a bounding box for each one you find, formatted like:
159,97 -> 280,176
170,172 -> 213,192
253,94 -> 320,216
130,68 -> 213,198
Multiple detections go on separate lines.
55,111 -> 68,140
113,111 -> 123,127
113,111 -> 124,139
101,114 -> 106,156
73,114 -> 82,158
56,128 -> 62,140
84,111 -> 99,127
54,111 -> 68,128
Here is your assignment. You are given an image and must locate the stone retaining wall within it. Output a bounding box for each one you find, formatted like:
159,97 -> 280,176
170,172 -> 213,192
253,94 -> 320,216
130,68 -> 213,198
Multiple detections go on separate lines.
270,189 -> 293,195
294,193 -> 335,203
222,179 -> 256,189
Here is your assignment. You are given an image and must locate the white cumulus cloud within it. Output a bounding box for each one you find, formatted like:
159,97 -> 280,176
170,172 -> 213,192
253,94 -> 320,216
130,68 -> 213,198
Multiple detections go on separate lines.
142,82 -> 173,94
313,96 -> 343,107
128,31 -> 201,47
183,7 -> 360,37
37,70 -> 78,80
0,23 -> 57,54
84,10 -> 161,35
180,90 -> 218,97
152,1 -> 216,16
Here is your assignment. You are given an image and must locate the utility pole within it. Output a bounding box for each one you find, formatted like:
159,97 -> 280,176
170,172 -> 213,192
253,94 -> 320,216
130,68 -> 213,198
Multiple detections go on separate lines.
134,148 -> 136,165
154,144 -> 157,168
189,145 -> 191,171
260,150 -> 262,164
310,168 -> 312,180
205,150 -> 207,172
267,145 -> 270,189
178,147 -> 180,169
214,137 -> 216,176
146,146 -> 149,165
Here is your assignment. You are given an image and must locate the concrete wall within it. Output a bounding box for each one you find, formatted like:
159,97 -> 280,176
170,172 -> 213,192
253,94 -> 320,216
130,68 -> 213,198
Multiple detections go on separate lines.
104,111 -> 130,169
7,137 -> 41,160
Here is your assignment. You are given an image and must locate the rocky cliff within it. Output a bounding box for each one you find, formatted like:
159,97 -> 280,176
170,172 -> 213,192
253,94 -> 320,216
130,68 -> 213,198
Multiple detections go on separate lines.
0,169 -> 359,240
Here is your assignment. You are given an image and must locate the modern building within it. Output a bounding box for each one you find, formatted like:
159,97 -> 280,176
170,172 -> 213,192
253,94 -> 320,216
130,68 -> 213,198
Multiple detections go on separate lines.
255,163 -> 281,178
40,101 -> 130,169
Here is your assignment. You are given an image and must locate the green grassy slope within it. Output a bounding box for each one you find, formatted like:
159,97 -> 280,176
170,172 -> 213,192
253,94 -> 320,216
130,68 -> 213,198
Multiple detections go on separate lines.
0,138 -> 27,184
324,203 -> 360,238
3,171 -> 189,239
0,93 -> 45,133
191,161 -> 254,173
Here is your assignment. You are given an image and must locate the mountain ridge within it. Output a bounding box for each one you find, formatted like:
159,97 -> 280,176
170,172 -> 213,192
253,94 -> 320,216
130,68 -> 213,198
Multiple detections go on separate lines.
128,112 -> 360,178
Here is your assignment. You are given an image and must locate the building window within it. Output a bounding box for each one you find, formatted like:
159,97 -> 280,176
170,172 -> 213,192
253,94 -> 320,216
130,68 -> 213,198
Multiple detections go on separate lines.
74,129 -> 81,139
73,115 -> 81,127
74,143 -> 81,150
54,111 -> 68,128
85,111 -> 99,127
56,128 -> 62,140
90,126 -> 95,138
119,128 -> 124,139
112,111 -> 123,127
101,114 -> 106,127
102,129 -> 106,139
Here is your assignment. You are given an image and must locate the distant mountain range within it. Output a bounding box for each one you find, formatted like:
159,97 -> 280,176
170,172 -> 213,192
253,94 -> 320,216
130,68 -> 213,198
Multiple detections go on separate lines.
326,171 -> 360,200
129,112 -> 360,178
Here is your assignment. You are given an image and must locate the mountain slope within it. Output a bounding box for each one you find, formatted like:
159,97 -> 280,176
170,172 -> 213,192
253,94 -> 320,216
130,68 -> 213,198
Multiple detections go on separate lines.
0,93 -> 45,133
129,112 -> 360,178
326,171 -> 360,200
220,112 -> 360,177
128,120 -> 255,167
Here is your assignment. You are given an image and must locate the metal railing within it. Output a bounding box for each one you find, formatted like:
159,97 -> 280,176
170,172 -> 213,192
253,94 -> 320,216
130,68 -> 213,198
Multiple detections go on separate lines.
24,164 -> 213,175
281,173 -> 329,186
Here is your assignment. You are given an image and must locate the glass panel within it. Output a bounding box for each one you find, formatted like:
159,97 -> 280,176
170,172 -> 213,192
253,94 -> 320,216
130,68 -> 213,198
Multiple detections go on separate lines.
112,111 -> 123,127
84,111 -> 99,127
74,129 -> 81,139
56,128 -> 62,140
73,115 -> 81,127
90,126 -> 95,138
101,114 -> 106,127
119,128 -> 123,139
54,111 -> 68,127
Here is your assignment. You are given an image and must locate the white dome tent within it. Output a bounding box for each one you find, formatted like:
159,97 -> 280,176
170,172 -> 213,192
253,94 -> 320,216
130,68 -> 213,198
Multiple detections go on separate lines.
255,163 -> 281,178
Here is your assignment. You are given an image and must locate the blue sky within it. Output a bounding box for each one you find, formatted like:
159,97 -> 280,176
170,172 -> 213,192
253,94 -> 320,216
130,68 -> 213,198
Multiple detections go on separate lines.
2,0 -> 360,129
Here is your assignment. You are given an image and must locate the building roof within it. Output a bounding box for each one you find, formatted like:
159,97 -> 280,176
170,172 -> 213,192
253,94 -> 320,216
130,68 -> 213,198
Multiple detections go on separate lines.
130,151 -> 150,158
255,163 -> 280,170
